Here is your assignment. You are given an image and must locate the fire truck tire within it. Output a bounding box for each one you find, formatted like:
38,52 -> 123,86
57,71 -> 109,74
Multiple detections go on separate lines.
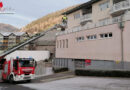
26,80 -> 31,82
9,75 -> 14,84
2,77 -> 6,82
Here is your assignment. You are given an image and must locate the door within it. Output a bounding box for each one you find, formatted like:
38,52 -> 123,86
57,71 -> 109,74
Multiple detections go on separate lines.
2,64 -> 8,80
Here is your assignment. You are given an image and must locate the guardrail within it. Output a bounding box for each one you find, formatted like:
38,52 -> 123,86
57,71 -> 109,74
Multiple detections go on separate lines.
56,16 -> 122,36
80,13 -> 92,23
110,1 -> 130,14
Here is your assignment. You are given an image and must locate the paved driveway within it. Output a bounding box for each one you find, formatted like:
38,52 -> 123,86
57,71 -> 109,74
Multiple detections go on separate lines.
20,76 -> 130,90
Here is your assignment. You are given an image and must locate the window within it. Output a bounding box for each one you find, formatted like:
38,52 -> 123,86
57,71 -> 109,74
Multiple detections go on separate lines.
63,40 -> 65,48
99,18 -> 110,25
76,36 -> 84,42
100,32 -> 113,39
87,35 -> 97,40
99,1 -> 110,11
60,40 -> 62,48
74,13 -> 80,19
57,41 -> 59,48
109,33 -> 113,37
66,39 -> 68,48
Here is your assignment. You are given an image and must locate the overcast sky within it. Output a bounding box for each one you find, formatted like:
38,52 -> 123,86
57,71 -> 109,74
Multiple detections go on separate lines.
0,0 -> 88,28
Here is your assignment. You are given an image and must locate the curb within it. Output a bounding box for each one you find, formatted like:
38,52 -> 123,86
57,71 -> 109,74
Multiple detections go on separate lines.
40,75 -> 75,82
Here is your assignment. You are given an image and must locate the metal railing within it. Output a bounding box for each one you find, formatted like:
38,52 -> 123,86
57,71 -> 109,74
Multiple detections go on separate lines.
110,0 -> 130,14
80,13 -> 92,22
56,16 -> 123,36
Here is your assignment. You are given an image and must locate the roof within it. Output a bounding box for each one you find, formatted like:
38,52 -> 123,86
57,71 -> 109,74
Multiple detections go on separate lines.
14,32 -> 28,36
0,32 -> 28,36
63,0 -> 101,15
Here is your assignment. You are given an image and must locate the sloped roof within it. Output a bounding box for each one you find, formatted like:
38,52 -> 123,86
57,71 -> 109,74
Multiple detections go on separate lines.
63,0 -> 101,15
0,32 -> 12,36
13,32 -> 27,36
0,32 -> 28,36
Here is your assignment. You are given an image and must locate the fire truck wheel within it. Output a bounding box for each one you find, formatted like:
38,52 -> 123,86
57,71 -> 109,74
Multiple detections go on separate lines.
2,77 -> 6,83
26,80 -> 31,82
9,75 -> 14,84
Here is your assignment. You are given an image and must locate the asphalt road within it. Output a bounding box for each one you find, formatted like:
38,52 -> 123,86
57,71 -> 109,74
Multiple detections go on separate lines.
0,82 -> 35,90
0,71 -> 73,90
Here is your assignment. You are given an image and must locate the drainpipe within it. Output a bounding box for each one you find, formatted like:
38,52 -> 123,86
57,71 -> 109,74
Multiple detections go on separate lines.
119,15 -> 125,70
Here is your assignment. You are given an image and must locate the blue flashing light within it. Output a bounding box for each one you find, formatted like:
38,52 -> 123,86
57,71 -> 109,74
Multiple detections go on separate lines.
16,56 -> 19,59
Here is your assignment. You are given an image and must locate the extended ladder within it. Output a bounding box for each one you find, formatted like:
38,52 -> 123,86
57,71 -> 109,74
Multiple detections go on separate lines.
0,25 -> 57,57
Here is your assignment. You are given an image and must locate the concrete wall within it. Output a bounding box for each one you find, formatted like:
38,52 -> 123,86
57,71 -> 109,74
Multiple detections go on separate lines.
35,45 -> 55,54
5,50 -> 50,61
67,10 -> 82,29
66,0 -> 114,29
92,0 -> 113,23
56,22 -> 124,61
124,21 -> 130,62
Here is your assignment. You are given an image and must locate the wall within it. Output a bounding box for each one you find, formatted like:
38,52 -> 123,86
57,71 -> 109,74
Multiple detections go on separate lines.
66,0 -> 114,29
67,10 -> 82,29
124,21 -> 130,61
92,0 -> 113,23
5,50 -> 50,61
56,22 -> 123,61
35,45 -> 55,54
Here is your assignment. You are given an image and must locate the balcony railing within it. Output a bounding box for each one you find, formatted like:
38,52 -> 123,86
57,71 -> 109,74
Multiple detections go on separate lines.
80,13 -> 92,23
56,16 -> 123,36
110,1 -> 130,14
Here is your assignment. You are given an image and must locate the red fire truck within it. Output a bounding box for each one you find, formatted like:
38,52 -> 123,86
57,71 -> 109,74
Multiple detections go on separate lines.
0,57 -> 36,83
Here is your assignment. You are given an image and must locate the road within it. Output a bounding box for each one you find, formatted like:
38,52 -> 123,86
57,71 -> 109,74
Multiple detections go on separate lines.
0,75 -> 130,90
0,68 -> 130,90
20,76 -> 130,90
0,83 -> 35,90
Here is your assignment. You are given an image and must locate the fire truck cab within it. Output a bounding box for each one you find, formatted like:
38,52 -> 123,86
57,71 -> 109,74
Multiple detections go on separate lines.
1,57 -> 36,83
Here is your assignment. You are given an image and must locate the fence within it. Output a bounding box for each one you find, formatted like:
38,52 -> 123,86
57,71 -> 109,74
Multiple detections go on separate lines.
35,61 -> 46,76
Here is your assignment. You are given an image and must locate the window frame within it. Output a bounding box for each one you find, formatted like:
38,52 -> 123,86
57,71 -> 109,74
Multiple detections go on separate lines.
99,1 -> 110,11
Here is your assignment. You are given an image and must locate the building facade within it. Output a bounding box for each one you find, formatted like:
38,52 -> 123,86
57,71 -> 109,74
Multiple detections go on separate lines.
0,32 -> 29,50
30,30 -> 60,59
53,0 -> 130,71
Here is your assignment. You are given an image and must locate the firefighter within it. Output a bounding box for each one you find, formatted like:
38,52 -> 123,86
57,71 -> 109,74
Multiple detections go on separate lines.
62,15 -> 67,24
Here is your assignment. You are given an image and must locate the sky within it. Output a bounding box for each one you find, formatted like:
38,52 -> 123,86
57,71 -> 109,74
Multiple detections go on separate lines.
0,0 -> 88,28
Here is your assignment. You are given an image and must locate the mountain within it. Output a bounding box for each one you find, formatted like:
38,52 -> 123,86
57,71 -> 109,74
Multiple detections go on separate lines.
21,5 -> 78,34
0,23 -> 19,32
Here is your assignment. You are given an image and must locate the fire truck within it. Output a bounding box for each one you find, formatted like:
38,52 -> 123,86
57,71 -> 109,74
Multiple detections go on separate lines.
0,24 -> 60,83
0,57 -> 36,83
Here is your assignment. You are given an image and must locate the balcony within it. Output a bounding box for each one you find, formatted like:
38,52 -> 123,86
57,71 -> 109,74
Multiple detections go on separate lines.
56,16 -> 123,36
110,1 -> 130,15
80,13 -> 92,24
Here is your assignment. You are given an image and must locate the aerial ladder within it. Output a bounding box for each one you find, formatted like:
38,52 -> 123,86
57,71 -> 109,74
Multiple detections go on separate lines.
0,24 -> 63,83
0,25 -> 59,66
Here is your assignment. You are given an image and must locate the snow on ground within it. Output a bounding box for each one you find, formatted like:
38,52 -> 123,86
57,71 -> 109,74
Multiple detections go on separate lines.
20,77 -> 130,90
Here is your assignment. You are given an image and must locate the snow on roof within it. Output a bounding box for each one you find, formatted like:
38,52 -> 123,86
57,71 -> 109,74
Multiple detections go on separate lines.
13,32 -> 26,36
0,32 -> 27,36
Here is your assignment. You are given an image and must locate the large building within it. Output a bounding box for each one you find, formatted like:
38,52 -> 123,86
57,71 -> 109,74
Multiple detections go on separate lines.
30,30 -> 60,59
0,32 -> 29,50
53,0 -> 130,71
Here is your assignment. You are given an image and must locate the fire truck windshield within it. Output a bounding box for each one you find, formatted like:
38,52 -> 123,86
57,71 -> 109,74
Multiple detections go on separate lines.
19,59 -> 34,67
